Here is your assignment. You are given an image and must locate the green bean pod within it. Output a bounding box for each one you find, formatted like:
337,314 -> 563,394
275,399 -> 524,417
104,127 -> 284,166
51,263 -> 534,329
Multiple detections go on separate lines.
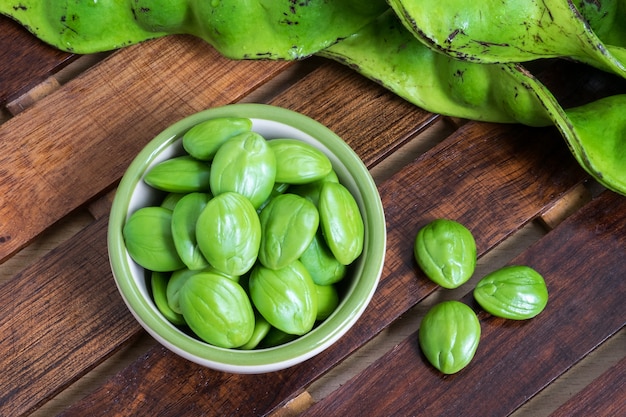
321,10 -> 626,195
388,0 -> 626,78
0,0 -> 388,56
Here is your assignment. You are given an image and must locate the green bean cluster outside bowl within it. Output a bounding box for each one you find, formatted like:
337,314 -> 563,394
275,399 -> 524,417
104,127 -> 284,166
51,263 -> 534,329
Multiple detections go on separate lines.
108,103 -> 386,374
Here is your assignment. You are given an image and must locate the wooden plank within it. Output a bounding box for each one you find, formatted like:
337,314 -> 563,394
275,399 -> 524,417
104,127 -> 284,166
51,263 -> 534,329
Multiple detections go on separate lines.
0,34 -> 291,263
0,217 -> 142,417
0,17 -> 73,105
298,191 -> 626,417
549,356 -> 626,417
56,116 -> 588,417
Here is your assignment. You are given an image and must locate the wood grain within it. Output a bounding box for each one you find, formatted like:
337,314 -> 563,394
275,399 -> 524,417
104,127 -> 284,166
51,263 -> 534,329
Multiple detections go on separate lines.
0,218 -> 140,417
0,17 -> 73,105
549,356 -> 626,417
299,191 -> 626,417
0,35 -> 290,263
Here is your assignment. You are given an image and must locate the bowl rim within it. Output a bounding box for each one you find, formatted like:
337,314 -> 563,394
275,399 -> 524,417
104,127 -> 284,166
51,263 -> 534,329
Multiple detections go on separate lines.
108,103 -> 386,373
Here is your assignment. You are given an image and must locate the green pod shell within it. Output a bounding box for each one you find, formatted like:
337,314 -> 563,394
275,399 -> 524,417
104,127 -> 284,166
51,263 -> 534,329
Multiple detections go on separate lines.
171,192 -> 212,270
249,261 -> 318,336
269,139 -> 333,184
179,272 -> 255,348
182,117 -> 253,161
123,206 -> 184,272
299,230 -> 347,286
196,192 -> 261,276
144,155 -> 211,193
151,271 -> 185,325
414,219 -> 476,289
210,131 -> 277,209
473,265 -> 548,320
315,284 -> 340,321
318,181 -> 364,265
419,301 -> 481,374
258,193 -> 319,270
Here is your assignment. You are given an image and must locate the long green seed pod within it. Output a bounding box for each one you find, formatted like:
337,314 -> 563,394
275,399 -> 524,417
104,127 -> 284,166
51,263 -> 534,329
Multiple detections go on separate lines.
320,10 -> 626,195
387,0 -> 626,79
0,0 -> 388,57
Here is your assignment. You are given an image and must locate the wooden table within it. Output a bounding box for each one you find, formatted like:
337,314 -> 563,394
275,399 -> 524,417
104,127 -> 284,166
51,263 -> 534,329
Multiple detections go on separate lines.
1,16 -> 624,417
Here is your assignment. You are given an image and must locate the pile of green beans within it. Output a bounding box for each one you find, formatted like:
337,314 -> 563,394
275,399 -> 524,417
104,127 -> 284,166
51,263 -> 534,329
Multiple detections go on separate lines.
414,219 -> 548,374
122,117 -> 364,349
1,1 -> 624,195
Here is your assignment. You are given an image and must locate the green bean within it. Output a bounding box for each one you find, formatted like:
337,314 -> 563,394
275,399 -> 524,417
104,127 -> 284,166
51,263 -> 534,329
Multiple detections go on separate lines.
474,265 -> 549,320
179,271 -> 255,348
419,301 -> 481,374
413,219 -> 476,289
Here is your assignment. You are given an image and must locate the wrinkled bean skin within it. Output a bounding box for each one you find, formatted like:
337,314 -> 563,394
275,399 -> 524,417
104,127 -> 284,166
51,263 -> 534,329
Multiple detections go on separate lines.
123,206 -> 185,272
182,117 -> 252,161
195,191 -> 261,276
319,181 -> 364,265
171,192 -> 212,270
269,139 -> 333,184
258,193 -> 319,270
413,218 -> 476,289
249,260 -> 318,336
144,155 -> 212,193
419,301 -> 481,374
210,131 -> 277,209
179,272 -> 255,348
474,265 -> 549,320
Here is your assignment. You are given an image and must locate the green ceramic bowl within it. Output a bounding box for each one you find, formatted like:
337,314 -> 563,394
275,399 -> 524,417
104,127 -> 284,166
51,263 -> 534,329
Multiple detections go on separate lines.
108,104 -> 386,373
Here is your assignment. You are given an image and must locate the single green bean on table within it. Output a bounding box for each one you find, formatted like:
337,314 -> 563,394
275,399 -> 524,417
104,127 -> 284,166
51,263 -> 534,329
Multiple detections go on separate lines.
1,0 -> 624,195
